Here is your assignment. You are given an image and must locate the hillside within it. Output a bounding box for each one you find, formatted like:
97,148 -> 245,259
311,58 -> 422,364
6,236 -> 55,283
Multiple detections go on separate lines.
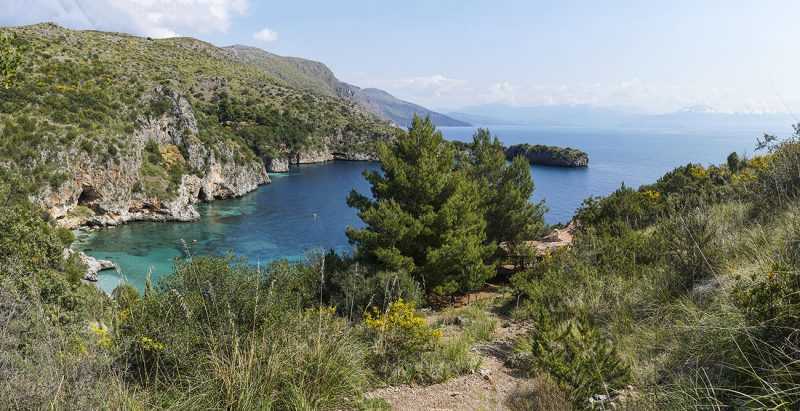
226,45 -> 469,128
354,87 -> 470,127
0,23 -> 401,228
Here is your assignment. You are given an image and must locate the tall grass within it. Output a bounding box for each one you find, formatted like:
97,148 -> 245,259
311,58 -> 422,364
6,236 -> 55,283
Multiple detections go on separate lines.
508,135 -> 800,408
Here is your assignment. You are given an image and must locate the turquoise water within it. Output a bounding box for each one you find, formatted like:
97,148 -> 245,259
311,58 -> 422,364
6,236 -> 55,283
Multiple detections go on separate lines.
80,125 -> 782,292
78,162 -> 376,292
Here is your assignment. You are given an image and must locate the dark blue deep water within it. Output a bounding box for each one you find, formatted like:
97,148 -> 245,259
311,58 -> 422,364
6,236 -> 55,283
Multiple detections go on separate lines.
79,125 -> 778,292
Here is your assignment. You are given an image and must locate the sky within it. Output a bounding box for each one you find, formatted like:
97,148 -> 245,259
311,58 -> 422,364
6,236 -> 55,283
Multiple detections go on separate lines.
2,0 -> 800,114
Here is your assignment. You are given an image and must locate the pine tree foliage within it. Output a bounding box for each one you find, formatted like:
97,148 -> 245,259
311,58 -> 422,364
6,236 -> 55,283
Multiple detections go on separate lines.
464,129 -> 546,251
347,116 -> 494,295
528,312 -> 631,407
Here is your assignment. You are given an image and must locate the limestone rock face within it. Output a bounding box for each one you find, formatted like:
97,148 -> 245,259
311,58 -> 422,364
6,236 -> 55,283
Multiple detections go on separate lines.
292,148 -> 335,165
333,151 -> 378,161
266,157 -> 290,173
40,86 -> 269,229
63,248 -> 115,282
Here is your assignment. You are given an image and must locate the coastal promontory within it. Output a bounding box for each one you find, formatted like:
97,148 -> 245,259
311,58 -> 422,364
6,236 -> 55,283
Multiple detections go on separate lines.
504,143 -> 589,167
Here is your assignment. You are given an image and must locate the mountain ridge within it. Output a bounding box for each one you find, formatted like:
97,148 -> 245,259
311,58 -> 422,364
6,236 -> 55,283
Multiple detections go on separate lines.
225,44 -> 469,128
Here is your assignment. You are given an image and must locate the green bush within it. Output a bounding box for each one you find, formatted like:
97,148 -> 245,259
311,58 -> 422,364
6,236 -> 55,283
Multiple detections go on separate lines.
521,312 -> 630,408
750,128 -> 800,213
0,279 -> 140,409
362,298 -> 479,384
656,206 -> 723,293
117,257 -> 372,409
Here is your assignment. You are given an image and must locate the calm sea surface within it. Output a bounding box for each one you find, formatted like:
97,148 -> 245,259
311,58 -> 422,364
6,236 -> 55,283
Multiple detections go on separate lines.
79,125 -> 774,292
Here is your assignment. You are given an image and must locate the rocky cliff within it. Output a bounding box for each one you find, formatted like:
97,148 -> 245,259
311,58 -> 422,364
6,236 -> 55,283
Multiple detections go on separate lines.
41,86 -> 268,228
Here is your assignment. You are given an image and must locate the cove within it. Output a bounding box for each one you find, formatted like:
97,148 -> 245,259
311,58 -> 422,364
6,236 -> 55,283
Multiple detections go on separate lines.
80,126 -> 767,293
77,161 -> 377,293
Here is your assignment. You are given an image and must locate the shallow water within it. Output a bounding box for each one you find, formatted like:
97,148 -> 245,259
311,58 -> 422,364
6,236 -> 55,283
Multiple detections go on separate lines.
80,125 -> 774,292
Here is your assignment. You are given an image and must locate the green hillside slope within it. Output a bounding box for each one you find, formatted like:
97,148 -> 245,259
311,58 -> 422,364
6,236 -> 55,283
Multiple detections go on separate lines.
0,23 -> 400,228
225,45 -> 469,128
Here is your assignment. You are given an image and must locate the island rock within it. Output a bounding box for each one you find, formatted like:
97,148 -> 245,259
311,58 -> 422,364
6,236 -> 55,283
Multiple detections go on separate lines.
504,144 -> 589,167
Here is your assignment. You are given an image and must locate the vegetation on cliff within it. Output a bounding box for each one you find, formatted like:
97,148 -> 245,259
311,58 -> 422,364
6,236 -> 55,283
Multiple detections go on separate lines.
505,143 -> 589,167
0,23 -> 399,223
226,45 -> 469,128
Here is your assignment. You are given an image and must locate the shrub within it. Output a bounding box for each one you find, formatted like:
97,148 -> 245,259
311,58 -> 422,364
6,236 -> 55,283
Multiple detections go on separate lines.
0,277 -> 139,409
320,251 -> 423,321
361,298 -> 479,384
118,257 -> 372,409
521,312 -> 630,408
364,298 -> 441,371
575,183 -> 662,233
111,283 -> 139,311
750,127 -> 800,213
656,206 -> 723,293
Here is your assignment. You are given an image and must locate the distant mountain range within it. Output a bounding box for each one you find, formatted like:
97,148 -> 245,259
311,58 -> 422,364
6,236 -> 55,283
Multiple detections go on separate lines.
226,45 -> 468,128
447,104 -> 796,135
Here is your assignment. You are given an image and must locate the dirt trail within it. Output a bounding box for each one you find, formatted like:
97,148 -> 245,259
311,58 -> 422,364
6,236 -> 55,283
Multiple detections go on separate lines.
367,301 -> 532,411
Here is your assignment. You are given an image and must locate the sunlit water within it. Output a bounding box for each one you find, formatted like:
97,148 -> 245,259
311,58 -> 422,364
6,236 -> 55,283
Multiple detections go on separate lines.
79,125 -> 782,292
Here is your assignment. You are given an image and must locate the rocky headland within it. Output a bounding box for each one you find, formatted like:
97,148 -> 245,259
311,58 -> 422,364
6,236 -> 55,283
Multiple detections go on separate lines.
504,143 -> 589,167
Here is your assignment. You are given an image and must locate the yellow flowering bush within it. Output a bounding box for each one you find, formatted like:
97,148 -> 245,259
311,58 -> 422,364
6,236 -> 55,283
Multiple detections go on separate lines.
89,321 -> 113,349
688,164 -> 708,179
641,189 -> 661,203
747,154 -> 772,171
139,335 -> 166,352
364,299 -> 441,364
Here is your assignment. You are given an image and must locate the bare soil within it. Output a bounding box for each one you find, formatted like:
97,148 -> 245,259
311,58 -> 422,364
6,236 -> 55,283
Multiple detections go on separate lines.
367,294 -> 534,411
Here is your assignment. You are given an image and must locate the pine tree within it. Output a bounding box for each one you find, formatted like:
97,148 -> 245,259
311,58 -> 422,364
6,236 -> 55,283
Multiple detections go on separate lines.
347,116 -> 493,295
466,129 -> 546,254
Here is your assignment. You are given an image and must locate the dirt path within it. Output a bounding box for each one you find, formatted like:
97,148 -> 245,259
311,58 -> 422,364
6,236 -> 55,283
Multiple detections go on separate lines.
367,301 -> 532,411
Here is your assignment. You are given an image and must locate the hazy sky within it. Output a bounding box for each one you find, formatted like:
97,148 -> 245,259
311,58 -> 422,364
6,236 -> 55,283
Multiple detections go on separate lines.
2,0 -> 799,113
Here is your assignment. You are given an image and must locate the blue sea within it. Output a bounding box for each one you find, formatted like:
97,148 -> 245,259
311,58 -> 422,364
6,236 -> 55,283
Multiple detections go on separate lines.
78,125 -> 777,292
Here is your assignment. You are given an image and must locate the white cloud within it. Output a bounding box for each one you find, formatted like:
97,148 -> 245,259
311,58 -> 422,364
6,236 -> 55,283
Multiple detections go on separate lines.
395,74 -> 466,96
487,81 -> 516,104
0,0 -> 249,38
253,27 -> 278,43
352,72 -> 793,114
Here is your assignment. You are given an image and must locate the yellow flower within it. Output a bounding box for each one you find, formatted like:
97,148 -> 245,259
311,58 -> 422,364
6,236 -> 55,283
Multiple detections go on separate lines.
688,164 -> 707,179
89,321 -> 113,349
365,299 -> 440,346
748,155 -> 772,171
641,189 -> 661,202
139,335 -> 166,352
